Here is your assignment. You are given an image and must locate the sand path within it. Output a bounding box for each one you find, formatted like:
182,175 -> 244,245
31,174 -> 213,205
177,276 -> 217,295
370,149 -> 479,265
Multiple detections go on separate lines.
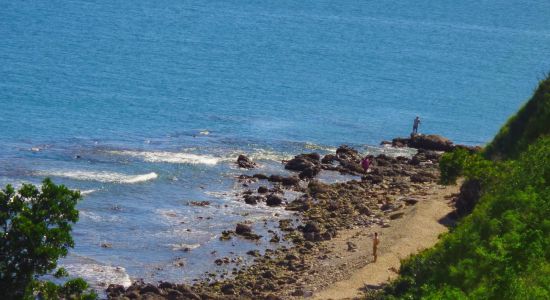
311,183 -> 458,300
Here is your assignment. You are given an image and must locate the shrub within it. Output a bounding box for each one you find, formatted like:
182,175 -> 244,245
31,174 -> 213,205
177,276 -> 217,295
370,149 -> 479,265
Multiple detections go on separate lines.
0,179 -> 97,299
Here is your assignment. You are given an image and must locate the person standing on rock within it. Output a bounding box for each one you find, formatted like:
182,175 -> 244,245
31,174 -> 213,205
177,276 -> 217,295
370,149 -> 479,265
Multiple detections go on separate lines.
361,156 -> 371,173
372,232 -> 380,262
412,116 -> 421,135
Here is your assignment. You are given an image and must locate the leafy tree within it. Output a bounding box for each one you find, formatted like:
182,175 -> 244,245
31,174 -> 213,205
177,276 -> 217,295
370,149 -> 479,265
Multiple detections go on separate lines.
0,179 -> 96,299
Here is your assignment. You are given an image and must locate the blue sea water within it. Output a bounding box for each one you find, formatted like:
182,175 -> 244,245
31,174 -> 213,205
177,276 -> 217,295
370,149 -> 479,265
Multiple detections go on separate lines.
1,0 -> 549,289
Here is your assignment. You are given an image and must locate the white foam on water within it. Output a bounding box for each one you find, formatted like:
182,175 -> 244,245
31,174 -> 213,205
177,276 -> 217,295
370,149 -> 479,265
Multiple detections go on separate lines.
35,170 -> 158,184
108,150 -> 219,165
79,210 -> 121,223
62,263 -> 132,288
365,145 -> 418,158
80,189 -> 97,196
303,142 -> 338,153
169,243 -> 201,251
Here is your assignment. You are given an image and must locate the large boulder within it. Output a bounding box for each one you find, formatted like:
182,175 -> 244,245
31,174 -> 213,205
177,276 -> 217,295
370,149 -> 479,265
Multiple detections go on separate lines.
237,155 -> 257,169
408,134 -> 454,152
285,153 -> 321,179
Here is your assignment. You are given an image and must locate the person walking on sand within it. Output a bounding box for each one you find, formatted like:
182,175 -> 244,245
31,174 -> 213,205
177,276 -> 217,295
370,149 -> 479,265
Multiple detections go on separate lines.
372,232 -> 380,262
412,116 -> 421,135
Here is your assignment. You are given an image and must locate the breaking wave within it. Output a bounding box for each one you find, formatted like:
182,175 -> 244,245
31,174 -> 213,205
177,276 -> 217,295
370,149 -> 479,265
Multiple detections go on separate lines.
62,263 -> 132,288
35,170 -> 158,184
108,150 -> 219,165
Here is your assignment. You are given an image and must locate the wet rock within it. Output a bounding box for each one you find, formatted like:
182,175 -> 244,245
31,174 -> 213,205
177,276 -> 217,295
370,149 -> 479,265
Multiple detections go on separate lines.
321,154 -> 338,164
253,173 -> 269,180
285,153 -> 320,171
246,250 -> 261,257
269,234 -> 280,243
189,201 -> 210,207
220,230 -> 234,241
107,284 -> 125,297
237,154 -> 257,169
244,195 -> 263,205
281,176 -> 300,186
235,223 -> 252,235
266,194 -> 283,206
140,284 -> 162,295
257,186 -> 269,194
336,145 -> 361,161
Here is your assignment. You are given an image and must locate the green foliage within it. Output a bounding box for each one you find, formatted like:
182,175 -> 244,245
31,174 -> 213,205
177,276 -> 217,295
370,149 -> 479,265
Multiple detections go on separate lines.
439,148 -> 470,185
484,75 -> 550,160
30,278 -> 98,300
0,179 -> 97,299
381,137 -> 550,299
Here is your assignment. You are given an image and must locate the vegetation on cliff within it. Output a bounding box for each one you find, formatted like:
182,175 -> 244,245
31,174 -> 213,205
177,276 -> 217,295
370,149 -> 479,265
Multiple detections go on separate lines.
484,75 -> 550,160
378,78 -> 550,299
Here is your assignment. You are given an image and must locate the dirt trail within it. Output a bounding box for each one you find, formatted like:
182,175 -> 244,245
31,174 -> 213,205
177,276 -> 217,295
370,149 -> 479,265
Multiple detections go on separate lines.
311,183 -> 458,300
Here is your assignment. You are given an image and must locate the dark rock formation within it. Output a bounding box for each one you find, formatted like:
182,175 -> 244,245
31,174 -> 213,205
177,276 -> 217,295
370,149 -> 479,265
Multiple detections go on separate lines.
237,155 -> 257,169
266,194 -> 283,206
285,153 -> 321,179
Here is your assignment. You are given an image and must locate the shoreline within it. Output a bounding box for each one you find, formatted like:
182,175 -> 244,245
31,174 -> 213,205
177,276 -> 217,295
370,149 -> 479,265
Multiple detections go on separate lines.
106,134 -> 472,300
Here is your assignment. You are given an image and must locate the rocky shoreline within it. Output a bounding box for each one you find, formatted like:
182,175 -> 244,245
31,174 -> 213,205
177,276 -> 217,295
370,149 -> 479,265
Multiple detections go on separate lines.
106,134 -> 475,300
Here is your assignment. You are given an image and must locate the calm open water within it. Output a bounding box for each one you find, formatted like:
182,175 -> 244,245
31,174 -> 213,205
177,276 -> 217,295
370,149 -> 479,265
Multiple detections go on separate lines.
1,0 -> 549,289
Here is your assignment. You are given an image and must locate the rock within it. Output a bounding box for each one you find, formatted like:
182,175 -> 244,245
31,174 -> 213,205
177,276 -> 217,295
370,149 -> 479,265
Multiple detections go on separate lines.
363,174 -> 383,184
244,195 -> 263,205
389,212 -> 405,219
281,176 -> 300,186
166,289 -> 184,300
140,284 -> 162,295
321,154 -> 338,164
257,186 -> 269,194
268,175 -> 284,183
392,137 -> 409,147
253,173 -> 269,180
299,166 -> 321,179
403,198 -> 419,205
336,145 -> 361,161
347,241 -> 357,252
235,223 -> 252,235
107,284 -> 125,297
125,291 -> 141,299
410,173 -> 433,183
266,194 -> 283,206
221,283 -> 235,295
409,134 -> 454,152
189,201 -> 210,207
237,154 -> 257,169
303,221 -> 322,233
246,250 -> 261,257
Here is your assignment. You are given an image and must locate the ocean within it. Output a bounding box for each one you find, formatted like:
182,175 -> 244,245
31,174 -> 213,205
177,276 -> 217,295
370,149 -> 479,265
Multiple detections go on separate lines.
1,0 -> 549,289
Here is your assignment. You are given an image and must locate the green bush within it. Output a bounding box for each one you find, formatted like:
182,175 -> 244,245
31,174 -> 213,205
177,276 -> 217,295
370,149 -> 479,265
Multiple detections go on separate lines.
439,148 -> 470,185
0,179 -> 97,299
